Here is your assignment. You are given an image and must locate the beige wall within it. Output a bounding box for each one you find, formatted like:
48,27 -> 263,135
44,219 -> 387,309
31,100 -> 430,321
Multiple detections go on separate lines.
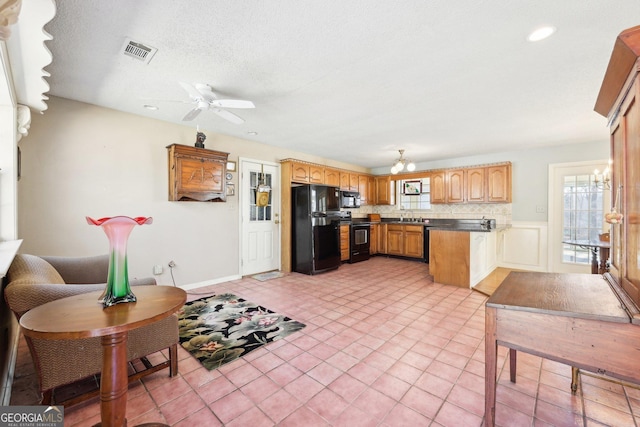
18,96 -> 366,286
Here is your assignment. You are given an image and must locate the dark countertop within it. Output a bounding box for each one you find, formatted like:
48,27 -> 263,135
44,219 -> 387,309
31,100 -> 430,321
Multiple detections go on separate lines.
349,217 -> 510,232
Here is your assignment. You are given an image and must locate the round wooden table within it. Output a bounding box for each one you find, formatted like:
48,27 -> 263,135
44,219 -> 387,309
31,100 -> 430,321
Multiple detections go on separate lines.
20,285 -> 186,427
562,239 -> 611,274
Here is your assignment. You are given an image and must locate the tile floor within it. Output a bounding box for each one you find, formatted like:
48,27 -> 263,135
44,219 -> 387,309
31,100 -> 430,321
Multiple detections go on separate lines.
9,257 -> 640,426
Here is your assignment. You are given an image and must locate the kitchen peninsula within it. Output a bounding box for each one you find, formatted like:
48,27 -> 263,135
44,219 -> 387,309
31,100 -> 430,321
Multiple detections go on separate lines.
428,220 -> 509,288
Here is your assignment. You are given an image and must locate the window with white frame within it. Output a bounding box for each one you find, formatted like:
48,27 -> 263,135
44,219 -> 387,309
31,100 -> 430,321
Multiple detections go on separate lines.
398,177 -> 431,210
562,174 -> 605,264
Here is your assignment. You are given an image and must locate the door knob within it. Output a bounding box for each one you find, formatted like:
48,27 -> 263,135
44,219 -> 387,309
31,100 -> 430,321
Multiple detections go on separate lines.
274,219 -> 280,224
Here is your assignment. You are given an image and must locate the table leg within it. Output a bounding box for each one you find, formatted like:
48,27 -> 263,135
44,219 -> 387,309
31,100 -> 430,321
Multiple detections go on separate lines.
485,307 -> 498,427
598,248 -> 610,275
571,367 -> 579,393
100,331 -> 128,427
590,247 -> 598,274
509,348 -> 517,383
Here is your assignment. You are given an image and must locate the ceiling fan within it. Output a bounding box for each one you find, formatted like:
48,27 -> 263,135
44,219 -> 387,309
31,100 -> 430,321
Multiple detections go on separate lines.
178,82 -> 255,123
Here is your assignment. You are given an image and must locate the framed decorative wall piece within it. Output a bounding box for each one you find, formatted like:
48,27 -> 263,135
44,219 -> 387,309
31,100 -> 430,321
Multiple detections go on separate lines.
226,183 -> 235,196
227,161 -> 236,172
403,180 -> 421,195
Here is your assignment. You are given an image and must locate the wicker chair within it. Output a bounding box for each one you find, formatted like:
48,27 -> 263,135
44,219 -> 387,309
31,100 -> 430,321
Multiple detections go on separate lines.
4,254 -> 179,406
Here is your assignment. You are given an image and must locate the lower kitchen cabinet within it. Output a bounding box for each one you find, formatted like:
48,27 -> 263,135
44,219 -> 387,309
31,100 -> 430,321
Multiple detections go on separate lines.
429,230 -> 497,288
340,224 -> 350,261
378,224 -> 388,254
404,225 -> 424,258
387,225 -> 404,256
370,224 -> 378,255
386,224 -> 423,259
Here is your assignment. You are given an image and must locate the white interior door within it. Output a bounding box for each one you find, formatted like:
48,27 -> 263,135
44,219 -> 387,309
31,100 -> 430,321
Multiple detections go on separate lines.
549,160 -> 610,273
240,159 -> 280,276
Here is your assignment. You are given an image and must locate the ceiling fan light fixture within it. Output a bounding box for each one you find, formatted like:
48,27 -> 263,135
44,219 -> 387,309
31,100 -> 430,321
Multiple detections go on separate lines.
407,162 -> 416,172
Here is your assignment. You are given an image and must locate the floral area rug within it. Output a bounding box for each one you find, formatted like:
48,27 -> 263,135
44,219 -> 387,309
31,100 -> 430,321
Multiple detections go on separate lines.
178,293 -> 306,370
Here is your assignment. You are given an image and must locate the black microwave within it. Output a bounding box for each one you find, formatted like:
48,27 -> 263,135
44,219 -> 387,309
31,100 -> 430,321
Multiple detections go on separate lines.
340,191 -> 361,208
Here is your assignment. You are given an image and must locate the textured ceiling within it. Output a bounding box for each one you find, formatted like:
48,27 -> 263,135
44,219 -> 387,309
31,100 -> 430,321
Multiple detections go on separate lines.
41,0 -> 640,169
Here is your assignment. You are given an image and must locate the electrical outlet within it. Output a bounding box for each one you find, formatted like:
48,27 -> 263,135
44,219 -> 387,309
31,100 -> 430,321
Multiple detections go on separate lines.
168,260 -> 176,268
153,265 -> 163,275
536,205 -> 546,213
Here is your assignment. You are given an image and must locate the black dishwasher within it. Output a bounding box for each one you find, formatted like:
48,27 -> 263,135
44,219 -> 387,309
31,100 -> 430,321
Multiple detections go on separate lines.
423,227 -> 430,263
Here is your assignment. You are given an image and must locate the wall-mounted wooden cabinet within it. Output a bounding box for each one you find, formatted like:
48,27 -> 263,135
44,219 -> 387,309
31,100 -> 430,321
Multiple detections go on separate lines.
340,172 -> 359,191
375,176 -> 394,205
358,175 -> 369,205
167,144 -> 228,202
324,168 -> 341,187
466,167 -> 485,202
486,165 -> 511,202
430,163 -> 511,204
447,169 -> 465,203
367,176 -> 376,206
430,172 -> 446,204
291,162 -> 324,184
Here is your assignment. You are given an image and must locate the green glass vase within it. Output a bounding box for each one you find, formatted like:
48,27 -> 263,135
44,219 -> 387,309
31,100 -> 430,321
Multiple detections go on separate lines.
87,216 -> 153,308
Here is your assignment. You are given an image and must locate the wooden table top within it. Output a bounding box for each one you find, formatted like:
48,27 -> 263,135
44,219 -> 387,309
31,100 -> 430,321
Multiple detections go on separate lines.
20,285 -> 186,340
486,272 -> 628,323
562,239 -> 611,249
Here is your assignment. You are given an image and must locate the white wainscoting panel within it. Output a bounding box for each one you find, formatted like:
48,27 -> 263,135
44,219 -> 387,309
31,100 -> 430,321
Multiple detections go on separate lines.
498,222 -> 548,272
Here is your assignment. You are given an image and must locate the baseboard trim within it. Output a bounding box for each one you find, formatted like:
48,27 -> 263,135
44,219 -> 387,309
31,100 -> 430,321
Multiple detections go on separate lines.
178,274 -> 242,291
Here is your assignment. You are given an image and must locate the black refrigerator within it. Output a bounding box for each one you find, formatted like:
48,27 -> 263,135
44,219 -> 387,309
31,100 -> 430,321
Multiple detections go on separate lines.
292,185 -> 342,275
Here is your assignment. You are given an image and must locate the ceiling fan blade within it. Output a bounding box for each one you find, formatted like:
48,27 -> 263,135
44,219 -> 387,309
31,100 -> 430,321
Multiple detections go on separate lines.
212,108 -> 245,124
182,107 -> 202,121
179,82 -> 203,100
211,99 -> 255,109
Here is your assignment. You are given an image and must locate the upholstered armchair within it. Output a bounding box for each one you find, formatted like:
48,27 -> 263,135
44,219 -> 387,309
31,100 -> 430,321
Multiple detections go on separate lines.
4,254 -> 179,405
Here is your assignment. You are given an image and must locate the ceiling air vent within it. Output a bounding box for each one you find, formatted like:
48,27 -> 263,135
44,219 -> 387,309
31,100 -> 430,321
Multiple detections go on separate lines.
121,38 -> 157,64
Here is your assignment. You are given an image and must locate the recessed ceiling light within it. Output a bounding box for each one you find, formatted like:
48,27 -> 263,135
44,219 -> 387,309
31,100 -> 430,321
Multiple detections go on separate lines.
247,131 -> 258,135
527,26 -> 556,42
143,104 -> 159,110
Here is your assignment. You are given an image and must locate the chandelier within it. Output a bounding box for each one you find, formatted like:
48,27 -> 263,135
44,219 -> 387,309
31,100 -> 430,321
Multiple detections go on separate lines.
390,149 -> 416,174
593,163 -> 611,190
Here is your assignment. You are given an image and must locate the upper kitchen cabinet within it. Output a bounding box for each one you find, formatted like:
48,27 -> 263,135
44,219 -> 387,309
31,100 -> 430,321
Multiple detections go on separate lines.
358,175 -> 369,205
167,144 -> 228,202
486,164 -> 511,203
290,161 -> 324,184
324,168 -> 341,187
466,167 -> 485,202
375,176 -> 395,205
340,172 -> 359,191
430,163 -> 511,204
430,172 -> 446,203
447,169 -> 465,203
367,176 -> 376,206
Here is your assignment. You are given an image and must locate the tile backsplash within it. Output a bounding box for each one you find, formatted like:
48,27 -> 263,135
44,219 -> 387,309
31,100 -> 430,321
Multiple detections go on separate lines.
350,203 -> 512,225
